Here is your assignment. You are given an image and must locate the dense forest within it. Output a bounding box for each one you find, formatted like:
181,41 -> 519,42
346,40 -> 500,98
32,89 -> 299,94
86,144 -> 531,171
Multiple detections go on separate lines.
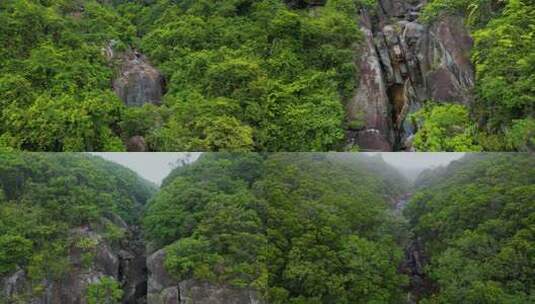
0,153 -> 156,303
144,153 -> 410,303
2,152 -> 532,303
0,0 -> 533,152
406,153 -> 535,303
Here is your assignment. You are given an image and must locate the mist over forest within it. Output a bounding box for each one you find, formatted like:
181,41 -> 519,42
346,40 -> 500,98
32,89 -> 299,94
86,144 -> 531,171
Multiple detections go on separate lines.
0,152 -> 532,303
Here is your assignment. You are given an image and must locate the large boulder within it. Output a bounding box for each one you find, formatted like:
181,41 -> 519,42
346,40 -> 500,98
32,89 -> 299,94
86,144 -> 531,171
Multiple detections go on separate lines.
1,269 -> 26,300
147,249 -> 264,304
422,16 -> 474,103
127,135 -> 149,152
179,280 -> 264,304
113,51 -> 165,107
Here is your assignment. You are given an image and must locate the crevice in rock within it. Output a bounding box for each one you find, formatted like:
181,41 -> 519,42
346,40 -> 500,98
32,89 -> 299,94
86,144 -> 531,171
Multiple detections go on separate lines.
348,0 -> 475,151
393,192 -> 434,303
119,224 -> 148,304
402,238 -> 435,303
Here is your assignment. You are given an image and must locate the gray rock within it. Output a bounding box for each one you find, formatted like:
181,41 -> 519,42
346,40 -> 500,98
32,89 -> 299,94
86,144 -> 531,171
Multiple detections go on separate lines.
147,249 -> 264,304
127,135 -> 149,152
2,269 -> 26,299
147,249 -> 177,295
347,1 -> 475,151
1,222 -> 147,304
113,52 -> 165,107
179,280 -> 263,304
346,11 -> 394,151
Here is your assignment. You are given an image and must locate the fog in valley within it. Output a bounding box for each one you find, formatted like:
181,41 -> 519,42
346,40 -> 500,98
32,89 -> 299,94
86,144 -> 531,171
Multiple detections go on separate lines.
93,152 -> 465,185
91,152 -> 201,185
373,153 -> 465,181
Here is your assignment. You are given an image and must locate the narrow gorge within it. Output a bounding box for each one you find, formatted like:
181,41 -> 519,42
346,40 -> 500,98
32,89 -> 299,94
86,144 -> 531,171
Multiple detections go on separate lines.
347,0 -> 474,151
1,153 -> 533,303
393,193 -> 432,303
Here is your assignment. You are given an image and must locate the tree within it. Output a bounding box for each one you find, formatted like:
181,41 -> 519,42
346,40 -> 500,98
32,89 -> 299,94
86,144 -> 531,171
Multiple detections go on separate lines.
406,154 -> 535,303
411,103 -> 482,151
87,276 -> 124,304
0,235 -> 32,274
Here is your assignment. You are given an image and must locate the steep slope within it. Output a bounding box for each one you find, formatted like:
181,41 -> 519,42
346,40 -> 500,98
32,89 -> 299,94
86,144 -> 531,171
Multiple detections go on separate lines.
143,153 -> 268,303
1,153 -> 533,303
347,0 -> 474,151
143,153 -> 411,303
0,153 -> 156,303
405,153 -> 535,302
261,153 -> 410,303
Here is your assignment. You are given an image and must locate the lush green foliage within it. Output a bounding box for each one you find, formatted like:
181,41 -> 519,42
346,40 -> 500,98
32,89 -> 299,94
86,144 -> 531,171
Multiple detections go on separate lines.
0,153 -> 154,297
411,103 -> 482,151
86,276 -> 124,304
472,0 -> 535,149
2,152 -> 533,302
0,0 -> 361,151
144,152 -> 410,302
406,154 -> 535,303
144,153 -> 268,288
134,0 -> 360,151
259,153 -> 409,303
420,0 -> 535,151
0,0 -> 134,151
2,0 -> 532,151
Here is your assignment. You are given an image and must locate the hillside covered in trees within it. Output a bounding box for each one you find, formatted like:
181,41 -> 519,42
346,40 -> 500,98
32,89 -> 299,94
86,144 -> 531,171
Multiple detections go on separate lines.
0,0 -> 533,152
2,152 -> 532,303
406,153 -> 535,303
144,153 -> 410,303
0,153 -> 156,303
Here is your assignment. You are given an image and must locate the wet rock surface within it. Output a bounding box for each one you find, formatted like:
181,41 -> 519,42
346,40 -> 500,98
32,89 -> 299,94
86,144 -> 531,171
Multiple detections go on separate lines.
121,225 -> 148,304
402,239 -> 434,303
113,51 -> 165,107
347,0 -> 475,151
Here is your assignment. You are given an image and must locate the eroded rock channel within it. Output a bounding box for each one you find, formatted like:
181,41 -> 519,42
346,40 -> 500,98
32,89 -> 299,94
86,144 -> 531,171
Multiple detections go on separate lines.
393,193 -> 433,303
347,0 -> 475,151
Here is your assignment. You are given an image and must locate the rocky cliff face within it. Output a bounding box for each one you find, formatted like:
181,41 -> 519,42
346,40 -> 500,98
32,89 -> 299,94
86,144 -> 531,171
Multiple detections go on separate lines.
347,0 -> 474,151
2,225 -> 264,304
147,249 -> 264,304
1,220 -> 147,304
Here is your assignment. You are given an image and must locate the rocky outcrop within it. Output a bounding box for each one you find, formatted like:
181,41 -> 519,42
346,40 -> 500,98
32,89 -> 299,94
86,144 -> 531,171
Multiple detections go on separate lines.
347,12 -> 394,151
1,222 -> 147,304
147,249 -> 264,304
112,50 -> 165,107
127,135 -> 149,152
347,0 -> 475,151
401,239 -> 435,303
